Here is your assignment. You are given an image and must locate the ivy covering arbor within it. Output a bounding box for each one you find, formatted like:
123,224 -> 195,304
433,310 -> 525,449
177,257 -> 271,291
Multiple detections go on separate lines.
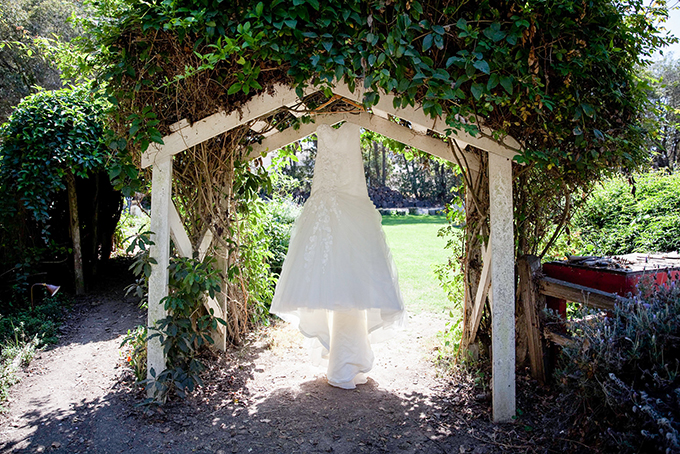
74,0 -> 670,344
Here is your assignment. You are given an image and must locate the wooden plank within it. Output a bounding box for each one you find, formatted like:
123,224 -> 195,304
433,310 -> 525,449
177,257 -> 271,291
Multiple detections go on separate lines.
142,84 -> 306,168
168,202 -> 192,258
355,113 -> 479,171
539,276 -> 618,310
247,116 -> 327,158
488,153 -> 516,423
517,255 -> 546,383
198,229 -> 213,261
148,158 -> 172,386
543,328 -> 576,348
143,82 -> 521,167
168,214 -> 224,334
469,241 -> 492,343
169,119 -> 190,132
332,81 -> 522,161
247,112 -> 481,172
371,107 -> 389,119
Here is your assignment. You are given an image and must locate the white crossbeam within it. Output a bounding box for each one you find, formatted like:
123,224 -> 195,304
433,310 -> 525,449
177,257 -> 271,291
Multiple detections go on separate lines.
142,84 -> 310,168
169,202 -> 192,259
469,240 -> 492,344
248,112 -> 480,172
332,82 -> 521,161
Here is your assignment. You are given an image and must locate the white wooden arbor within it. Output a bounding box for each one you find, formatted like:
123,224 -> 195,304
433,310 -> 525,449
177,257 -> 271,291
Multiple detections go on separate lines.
141,82 -> 520,422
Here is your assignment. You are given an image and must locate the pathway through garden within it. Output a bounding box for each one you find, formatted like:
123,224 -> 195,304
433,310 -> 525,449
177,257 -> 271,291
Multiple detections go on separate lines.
0,274 -> 509,454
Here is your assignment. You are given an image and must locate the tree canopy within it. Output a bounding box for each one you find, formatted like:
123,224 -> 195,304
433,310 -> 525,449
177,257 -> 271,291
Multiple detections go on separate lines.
0,85 -> 110,222
0,85 -> 122,296
0,0 -> 83,123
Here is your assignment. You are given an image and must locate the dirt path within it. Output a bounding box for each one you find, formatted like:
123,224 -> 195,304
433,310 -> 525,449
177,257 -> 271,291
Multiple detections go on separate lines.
0,284 -> 506,454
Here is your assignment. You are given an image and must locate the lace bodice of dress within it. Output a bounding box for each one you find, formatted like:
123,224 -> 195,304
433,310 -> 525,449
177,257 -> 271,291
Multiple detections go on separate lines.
311,123 -> 368,199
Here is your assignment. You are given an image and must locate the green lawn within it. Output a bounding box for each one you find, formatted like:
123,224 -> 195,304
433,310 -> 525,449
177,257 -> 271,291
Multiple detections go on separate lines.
381,215 -> 457,314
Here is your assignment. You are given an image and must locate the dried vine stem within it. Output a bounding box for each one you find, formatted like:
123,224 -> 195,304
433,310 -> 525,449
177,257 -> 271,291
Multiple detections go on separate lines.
171,124 -> 255,344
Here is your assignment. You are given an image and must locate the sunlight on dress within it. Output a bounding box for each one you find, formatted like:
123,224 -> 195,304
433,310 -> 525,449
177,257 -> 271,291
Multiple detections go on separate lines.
270,122 -> 405,389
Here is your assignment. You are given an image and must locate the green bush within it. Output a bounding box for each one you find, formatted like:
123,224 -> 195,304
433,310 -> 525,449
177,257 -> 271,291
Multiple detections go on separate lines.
120,325 -> 147,382
556,282 -> 680,452
145,256 -> 224,402
0,296 -> 66,346
573,172 -> 680,255
0,84 -> 122,300
0,295 -> 66,408
261,196 -> 302,277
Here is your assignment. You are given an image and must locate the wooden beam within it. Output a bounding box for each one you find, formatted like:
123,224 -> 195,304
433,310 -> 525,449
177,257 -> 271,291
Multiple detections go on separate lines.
248,116 -> 325,159
166,217 -> 224,334
247,112 -> 481,172
142,84 -> 307,168
488,153 -> 516,423
143,82 -> 521,168
543,328 -> 576,348
148,158 -> 172,387
332,82 -> 522,161
355,113 -> 478,171
538,277 -> 618,311
198,229 -> 213,261
517,255 -> 546,383
469,241 -> 492,343
169,202 -> 192,259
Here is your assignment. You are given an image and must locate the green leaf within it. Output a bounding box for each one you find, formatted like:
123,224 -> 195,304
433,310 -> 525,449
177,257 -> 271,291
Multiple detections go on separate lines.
471,83 -> 483,100
500,76 -> 513,95
228,83 -> 242,95
423,33 -> 433,51
581,103 -> 595,117
473,60 -> 490,74
487,73 -> 499,90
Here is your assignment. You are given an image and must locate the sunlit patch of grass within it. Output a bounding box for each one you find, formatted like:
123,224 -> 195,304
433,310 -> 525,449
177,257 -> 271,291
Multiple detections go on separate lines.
381,215 -> 457,314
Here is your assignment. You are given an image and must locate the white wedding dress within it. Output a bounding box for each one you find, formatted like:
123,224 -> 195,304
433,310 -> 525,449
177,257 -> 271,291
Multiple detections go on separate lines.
270,122 -> 405,389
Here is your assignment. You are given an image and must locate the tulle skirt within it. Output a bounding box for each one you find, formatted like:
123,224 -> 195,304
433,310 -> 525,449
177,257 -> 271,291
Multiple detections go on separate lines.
270,190 -> 405,388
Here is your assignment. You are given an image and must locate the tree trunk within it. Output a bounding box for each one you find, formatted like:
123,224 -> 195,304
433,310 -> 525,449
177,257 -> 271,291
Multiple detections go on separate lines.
66,172 -> 85,295
381,143 -> 386,186
91,174 -> 100,277
373,141 -> 380,186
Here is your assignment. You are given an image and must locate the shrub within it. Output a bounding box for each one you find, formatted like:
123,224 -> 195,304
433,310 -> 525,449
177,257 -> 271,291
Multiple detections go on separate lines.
261,196 -> 302,277
120,325 -> 147,383
0,84 -> 123,299
145,256 -> 225,402
0,332 -> 40,408
0,296 -> 66,346
556,281 -> 680,452
0,294 -> 67,408
573,172 -> 680,255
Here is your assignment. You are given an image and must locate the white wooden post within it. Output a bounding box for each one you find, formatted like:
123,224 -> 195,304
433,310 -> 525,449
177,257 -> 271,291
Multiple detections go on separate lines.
488,153 -> 516,422
148,157 -> 173,384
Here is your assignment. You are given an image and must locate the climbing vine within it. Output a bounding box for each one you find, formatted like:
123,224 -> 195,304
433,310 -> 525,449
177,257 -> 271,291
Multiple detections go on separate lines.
70,0 -> 672,348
